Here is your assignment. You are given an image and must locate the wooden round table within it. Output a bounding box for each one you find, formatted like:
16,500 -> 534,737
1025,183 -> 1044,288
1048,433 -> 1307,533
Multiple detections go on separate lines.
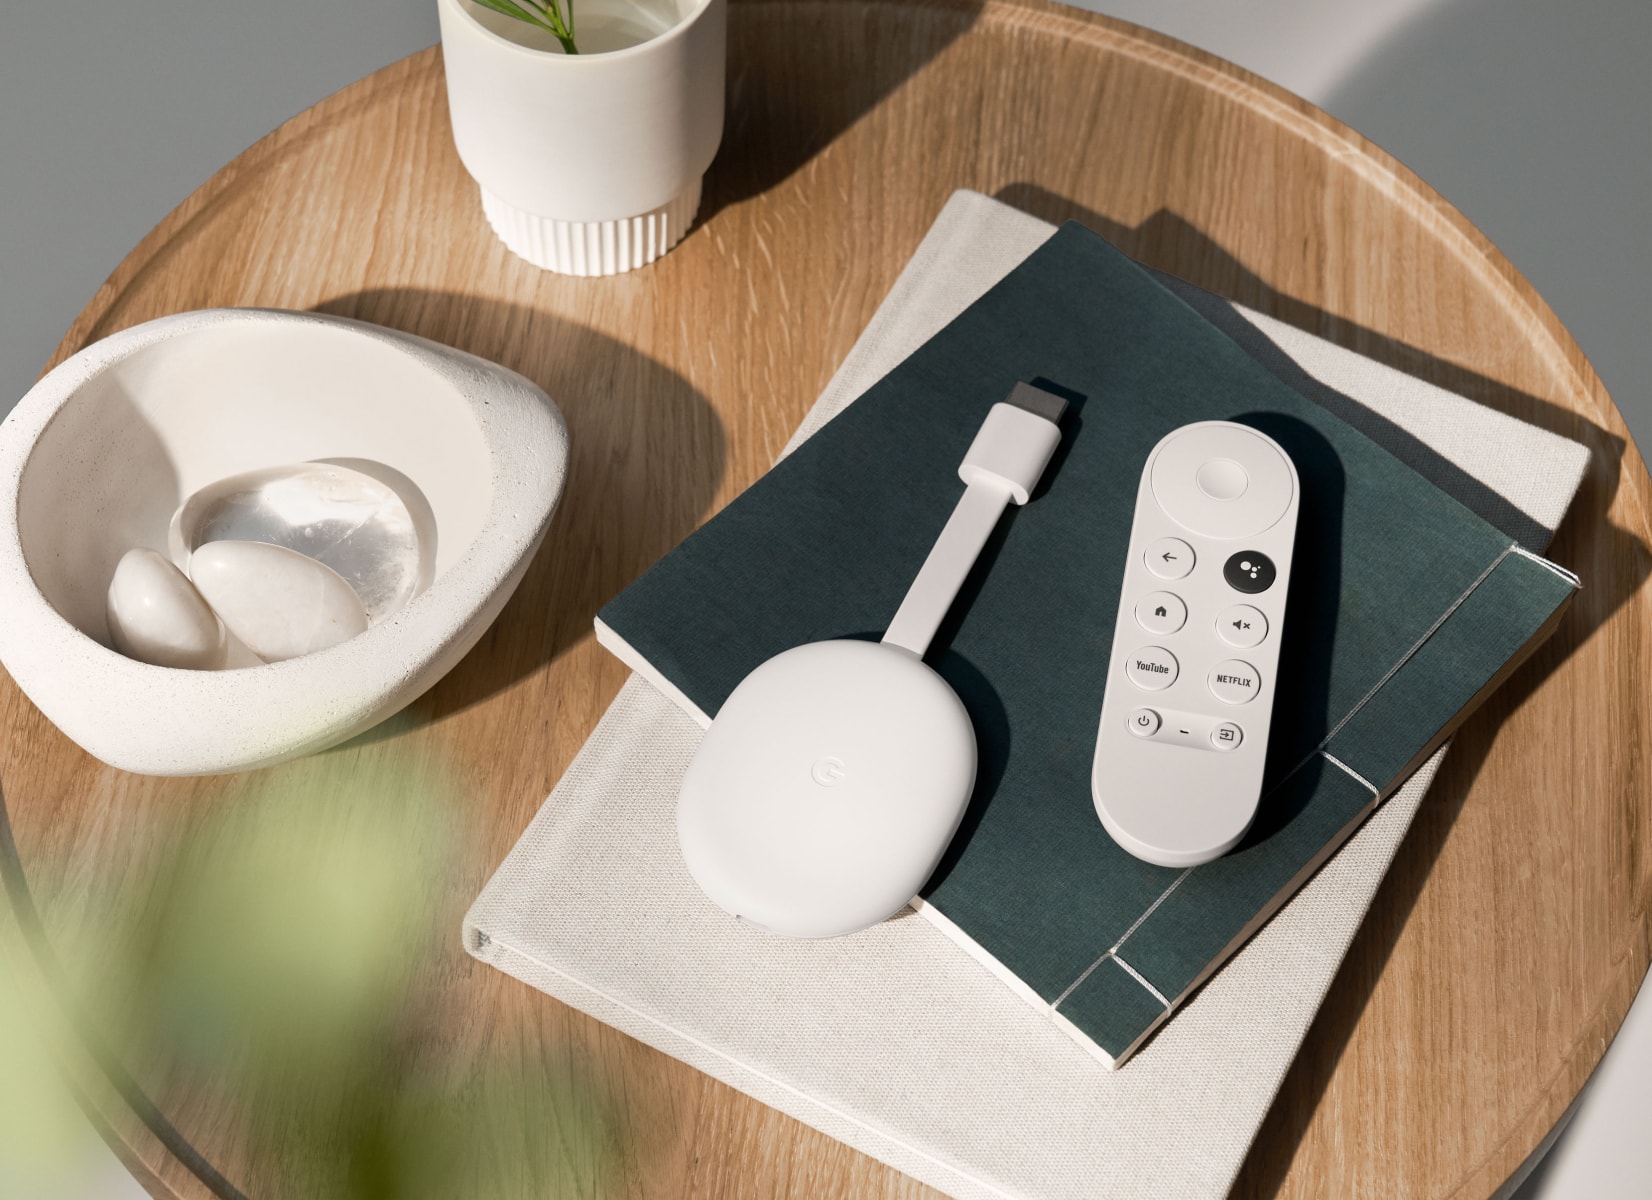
3,1 -> 1647,1196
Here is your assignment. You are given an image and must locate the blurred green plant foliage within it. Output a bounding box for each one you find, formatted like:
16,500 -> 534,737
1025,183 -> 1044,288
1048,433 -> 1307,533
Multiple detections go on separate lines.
0,955 -> 115,1199
9,749 -> 622,1199
121,756 -> 448,1076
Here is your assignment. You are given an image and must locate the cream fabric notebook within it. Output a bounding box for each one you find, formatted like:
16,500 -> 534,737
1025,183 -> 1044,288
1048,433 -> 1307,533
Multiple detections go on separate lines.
464,192 -> 1589,1199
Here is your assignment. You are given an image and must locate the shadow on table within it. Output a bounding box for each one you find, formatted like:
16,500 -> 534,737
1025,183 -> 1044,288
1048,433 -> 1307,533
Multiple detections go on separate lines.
994,182 -> 1651,1195
313,289 -> 727,735
700,0 -> 986,223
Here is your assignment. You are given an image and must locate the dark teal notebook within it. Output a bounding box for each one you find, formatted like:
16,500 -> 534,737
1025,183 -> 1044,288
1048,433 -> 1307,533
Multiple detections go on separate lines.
595,223 -> 1579,1066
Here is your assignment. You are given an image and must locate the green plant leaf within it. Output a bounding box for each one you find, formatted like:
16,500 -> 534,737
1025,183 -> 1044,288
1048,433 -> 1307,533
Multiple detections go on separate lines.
471,0 -> 579,53
542,0 -> 578,53
469,0 -> 553,30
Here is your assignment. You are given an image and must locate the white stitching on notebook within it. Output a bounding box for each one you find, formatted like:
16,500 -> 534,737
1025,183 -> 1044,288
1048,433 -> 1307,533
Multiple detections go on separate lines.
1318,543 -> 1513,748
1320,751 -> 1379,798
1112,868 -> 1191,952
1509,542 -> 1581,585
1111,953 -> 1171,1009
1053,869 -> 1189,1007
1051,954 -> 1111,1010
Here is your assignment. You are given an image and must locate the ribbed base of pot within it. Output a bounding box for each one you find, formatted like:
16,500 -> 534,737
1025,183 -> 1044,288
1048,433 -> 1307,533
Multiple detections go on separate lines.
480,179 -> 702,276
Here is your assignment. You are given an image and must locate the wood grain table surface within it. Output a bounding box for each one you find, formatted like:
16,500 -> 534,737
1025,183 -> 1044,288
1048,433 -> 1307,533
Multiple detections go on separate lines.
2,1 -> 1648,1197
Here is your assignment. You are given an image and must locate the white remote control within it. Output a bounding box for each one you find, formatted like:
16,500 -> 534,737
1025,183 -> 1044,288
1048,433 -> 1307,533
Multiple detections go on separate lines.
1091,421 -> 1300,868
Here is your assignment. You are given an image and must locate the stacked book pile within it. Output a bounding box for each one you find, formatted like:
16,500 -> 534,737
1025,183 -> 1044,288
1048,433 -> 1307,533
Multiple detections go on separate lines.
464,192 -> 1588,1199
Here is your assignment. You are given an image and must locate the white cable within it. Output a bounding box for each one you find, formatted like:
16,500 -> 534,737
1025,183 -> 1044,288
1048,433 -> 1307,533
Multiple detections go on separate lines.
881,383 -> 1067,658
882,480 -> 1014,656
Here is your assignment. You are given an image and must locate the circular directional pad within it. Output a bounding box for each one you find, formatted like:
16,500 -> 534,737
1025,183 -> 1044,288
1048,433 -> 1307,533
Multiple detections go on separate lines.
1150,423 -> 1294,539
1196,457 -> 1249,500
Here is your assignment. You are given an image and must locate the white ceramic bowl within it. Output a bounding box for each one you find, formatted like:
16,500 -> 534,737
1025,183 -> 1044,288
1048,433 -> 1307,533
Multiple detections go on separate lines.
0,309 -> 569,775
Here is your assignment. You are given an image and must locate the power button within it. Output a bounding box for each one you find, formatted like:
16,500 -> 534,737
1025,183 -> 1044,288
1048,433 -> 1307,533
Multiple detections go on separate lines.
1127,707 -> 1161,738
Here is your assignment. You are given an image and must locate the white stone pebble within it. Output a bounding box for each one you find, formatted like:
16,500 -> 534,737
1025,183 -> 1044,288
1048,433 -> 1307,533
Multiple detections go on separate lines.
189,540 -> 369,663
105,547 -> 228,670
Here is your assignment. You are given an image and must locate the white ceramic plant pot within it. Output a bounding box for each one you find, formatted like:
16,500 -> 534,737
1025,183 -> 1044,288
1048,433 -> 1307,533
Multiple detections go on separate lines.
0,309 -> 569,776
438,0 -> 727,276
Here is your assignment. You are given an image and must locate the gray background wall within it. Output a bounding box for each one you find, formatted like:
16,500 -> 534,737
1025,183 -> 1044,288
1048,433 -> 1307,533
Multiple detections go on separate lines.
0,2 -> 1646,1197
1,0 -> 1645,449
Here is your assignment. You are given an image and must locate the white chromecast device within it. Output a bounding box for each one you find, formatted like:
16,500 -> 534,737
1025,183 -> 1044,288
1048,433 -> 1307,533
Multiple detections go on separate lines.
676,383 -> 1069,938
1091,421 -> 1300,868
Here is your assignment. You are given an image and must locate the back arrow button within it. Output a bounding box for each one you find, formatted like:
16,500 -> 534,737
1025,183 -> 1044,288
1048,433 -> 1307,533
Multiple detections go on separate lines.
1145,536 -> 1195,580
